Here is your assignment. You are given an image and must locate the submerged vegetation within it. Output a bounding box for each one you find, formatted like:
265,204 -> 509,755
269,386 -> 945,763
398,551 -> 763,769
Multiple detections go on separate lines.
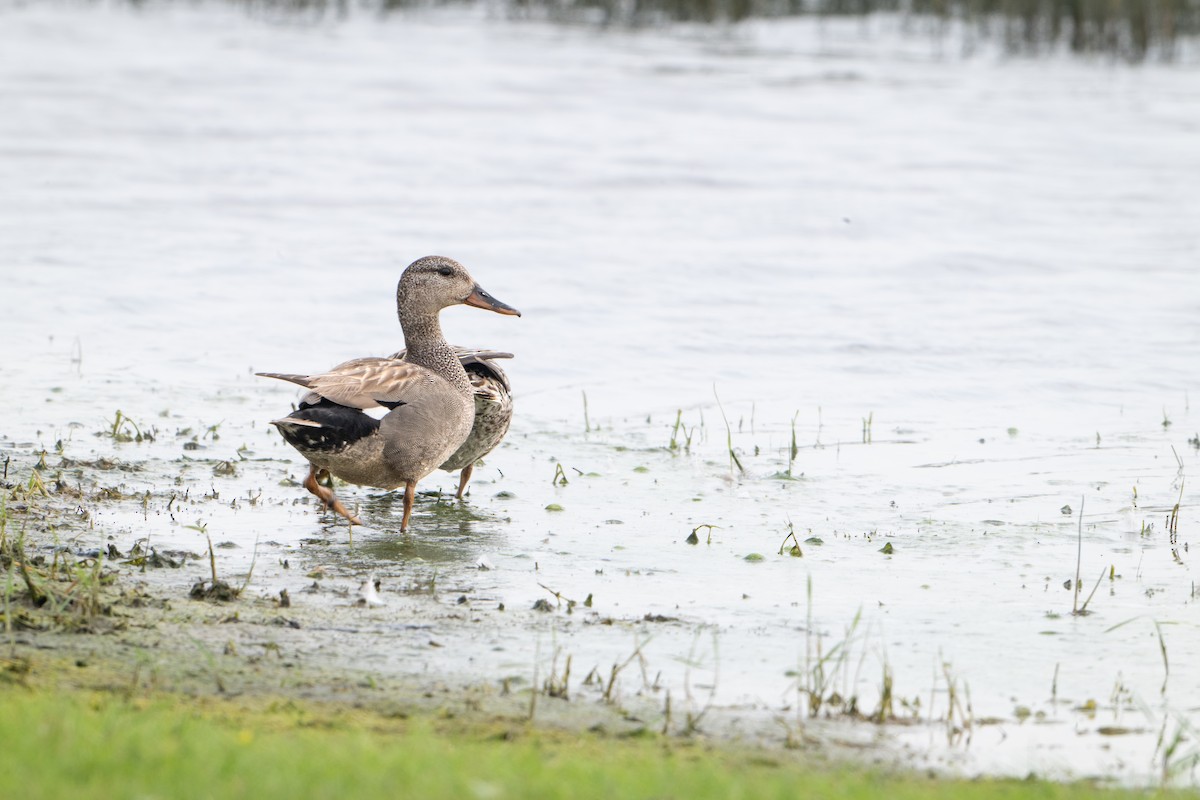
165,0 -> 1200,60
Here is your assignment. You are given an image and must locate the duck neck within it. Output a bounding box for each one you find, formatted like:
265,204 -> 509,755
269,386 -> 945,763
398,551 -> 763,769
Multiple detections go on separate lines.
401,311 -> 471,395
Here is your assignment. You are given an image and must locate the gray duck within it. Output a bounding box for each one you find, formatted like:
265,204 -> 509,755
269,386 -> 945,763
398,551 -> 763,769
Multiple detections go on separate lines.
391,347 -> 513,499
257,256 -> 519,531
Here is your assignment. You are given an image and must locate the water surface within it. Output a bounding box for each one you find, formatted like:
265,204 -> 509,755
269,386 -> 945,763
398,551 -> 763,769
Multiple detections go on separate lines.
2,2 -> 1199,784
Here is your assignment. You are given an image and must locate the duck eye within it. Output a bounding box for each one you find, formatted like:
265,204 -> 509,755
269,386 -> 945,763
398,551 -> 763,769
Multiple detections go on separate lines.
437,266 -> 453,277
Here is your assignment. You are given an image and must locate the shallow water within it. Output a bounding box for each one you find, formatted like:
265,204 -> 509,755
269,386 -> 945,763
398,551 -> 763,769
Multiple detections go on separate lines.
2,1 -> 1200,785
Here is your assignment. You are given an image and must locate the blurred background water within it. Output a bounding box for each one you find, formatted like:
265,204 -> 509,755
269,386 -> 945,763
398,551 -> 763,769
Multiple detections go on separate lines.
3,2 -> 1197,430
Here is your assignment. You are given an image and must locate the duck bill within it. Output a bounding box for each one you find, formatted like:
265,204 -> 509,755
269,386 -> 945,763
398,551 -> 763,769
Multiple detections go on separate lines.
464,284 -> 521,317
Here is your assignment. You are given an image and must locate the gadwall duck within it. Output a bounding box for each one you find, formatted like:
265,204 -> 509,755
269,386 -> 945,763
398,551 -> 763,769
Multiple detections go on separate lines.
392,347 -> 514,499
257,256 -> 520,531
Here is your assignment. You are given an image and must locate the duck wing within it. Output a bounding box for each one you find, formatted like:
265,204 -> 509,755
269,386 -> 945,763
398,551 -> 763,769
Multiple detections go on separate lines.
464,358 -> 511,398
257,357 -> 436,411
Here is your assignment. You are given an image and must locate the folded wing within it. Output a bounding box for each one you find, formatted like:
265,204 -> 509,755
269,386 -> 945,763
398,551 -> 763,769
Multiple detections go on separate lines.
257,357 -> 434,410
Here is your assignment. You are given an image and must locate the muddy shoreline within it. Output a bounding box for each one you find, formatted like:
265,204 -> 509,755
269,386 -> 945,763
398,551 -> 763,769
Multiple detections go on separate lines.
0,444 -> 937,778
4,428 -> 1193,788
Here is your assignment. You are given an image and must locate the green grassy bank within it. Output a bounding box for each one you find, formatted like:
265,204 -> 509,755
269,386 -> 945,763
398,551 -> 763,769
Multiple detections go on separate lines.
0,658 -> 1183,800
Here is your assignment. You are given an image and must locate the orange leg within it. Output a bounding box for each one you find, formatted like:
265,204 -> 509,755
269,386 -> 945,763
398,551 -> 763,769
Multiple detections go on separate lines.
400,480 -> 416,532
455,463 -> 474,500
303,465 -> 362,526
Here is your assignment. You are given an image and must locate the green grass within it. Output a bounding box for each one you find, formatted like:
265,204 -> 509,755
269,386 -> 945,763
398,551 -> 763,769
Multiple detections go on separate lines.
0,677 -> 1183,800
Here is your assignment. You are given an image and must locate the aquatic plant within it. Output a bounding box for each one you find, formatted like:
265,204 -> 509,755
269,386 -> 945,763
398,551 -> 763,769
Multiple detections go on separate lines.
0,475 -> 120,631
104,409 -> 153,443
602,635 -> 653,705
712,386 -> 745,477
1157,712 -> 1200,785
551,463 -> 569,487
668,409 -> 695,454
779,523 -> 803,557
679,627 -> 720,735
185,519 -> 246,601
936,658 -> 973,745
788,410 -> 799,475
794,575 -> 866,718
542,647 -> 572,700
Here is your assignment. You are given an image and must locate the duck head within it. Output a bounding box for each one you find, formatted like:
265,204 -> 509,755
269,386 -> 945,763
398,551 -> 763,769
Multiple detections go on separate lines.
397,255 -> 521,318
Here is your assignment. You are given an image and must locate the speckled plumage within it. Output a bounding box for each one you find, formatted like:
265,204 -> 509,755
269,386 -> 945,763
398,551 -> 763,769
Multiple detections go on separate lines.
393,348 -> 514,497
257,256 -> 519,530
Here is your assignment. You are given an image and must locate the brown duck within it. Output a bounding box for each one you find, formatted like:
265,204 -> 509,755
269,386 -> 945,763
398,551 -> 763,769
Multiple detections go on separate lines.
257,256 -> 520,531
